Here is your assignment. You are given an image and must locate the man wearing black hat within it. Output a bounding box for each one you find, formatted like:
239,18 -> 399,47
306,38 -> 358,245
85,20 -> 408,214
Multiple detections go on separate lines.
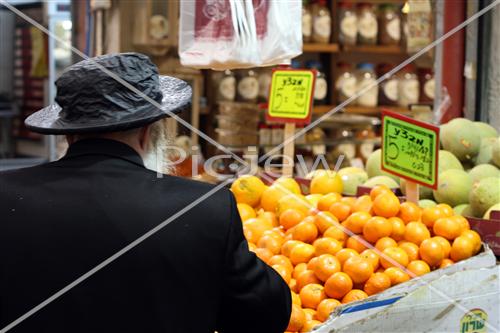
0,53 -> 291,333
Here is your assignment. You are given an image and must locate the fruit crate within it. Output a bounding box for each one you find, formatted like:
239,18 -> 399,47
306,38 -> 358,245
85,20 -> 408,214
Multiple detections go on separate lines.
315,245 -> 498,333
467,210 -> 500,257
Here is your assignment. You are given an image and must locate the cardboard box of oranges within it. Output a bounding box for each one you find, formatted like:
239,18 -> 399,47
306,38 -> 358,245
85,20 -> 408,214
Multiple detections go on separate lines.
230,174 -> 493,333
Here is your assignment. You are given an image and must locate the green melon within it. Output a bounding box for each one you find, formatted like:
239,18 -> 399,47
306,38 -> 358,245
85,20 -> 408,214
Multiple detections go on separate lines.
365,149 -> 399,182
474,137 -> 498,165
440,118 -> 481,162
418,199 -> 437,209
438,150 -> 464,172
468,164 -> 500,184
363,176 -> 400,189
433,169 -> 473,207
453,204 -> 469,215
469,176 -> 500,217
483,203 -> 500,219
461,204 -> 476,217
474,121 -> 498,139
338,167 -> 368,196
492,137 -> 500,168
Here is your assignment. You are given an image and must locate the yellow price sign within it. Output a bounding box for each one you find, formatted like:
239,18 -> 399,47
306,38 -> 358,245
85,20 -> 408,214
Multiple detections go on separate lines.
266,69 -> 316,124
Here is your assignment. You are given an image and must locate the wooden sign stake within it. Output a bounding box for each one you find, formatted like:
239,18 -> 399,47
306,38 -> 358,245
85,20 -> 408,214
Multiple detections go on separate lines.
405,180 -> 419,203
282,123 -> 296,177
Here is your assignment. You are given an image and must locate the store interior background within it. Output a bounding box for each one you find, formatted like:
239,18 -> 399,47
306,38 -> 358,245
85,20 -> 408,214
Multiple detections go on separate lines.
0,0 -> 499,177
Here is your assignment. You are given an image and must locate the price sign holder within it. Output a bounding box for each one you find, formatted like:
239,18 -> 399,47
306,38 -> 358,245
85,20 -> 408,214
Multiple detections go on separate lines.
381,109 -> 440,203
266,69 -> 316,177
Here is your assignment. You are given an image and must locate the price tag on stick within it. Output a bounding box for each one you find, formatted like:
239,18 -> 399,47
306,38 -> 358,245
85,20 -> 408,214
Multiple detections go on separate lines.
381,110 -> 440,203
266,69 -> 316,177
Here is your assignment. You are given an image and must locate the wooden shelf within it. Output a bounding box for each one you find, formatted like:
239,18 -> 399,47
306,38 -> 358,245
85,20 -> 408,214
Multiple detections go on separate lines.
313,105 -> 409,115
341,45 -> 406,55
303,43 -> 340,53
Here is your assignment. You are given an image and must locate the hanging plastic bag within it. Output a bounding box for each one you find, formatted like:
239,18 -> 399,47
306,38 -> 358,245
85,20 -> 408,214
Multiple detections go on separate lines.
179,0 -> 302,70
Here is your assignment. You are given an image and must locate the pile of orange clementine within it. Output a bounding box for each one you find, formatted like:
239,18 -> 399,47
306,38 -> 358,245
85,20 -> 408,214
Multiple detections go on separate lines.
231,175 -> 482,333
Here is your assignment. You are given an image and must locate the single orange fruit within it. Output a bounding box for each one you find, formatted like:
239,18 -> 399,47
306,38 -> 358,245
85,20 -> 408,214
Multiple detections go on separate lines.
289,278 -> 298,293
341,196 -> 357,208
263,228 -> 286,240
343,211 -> 372,234
343,256 -> 374,284
380,247 -> 409,269
363,216 -> 393,243
436,203 -> 454,217
243,217 -> 273,242
300,320 -> 322,332
329,202 -> 352,222
433,217 -> 462,241
352,195 -> 373,213
293,221 -> 319,243
373,192 -> 400,218
316,298 -> 341,322
257,234 -> 284,255
287,304 -> 306,332
341,289 -> 368,304
407,260 -> 431,276
346,235 -> 369,253
364,272 -> 391,296
300,283 -> 327,309
303,308 -> 316,321
398,202 -> 422,224
404,221 -> 430,246
253,247 -> 273,263
370,184 -> 393,201
313,237 -> 343,257
281,239 -> 302,257
384,267 -> 410,285
268,255 -> 293,272
439,258 -> 455,269
453,215 -> 470,233
460,229 -> 481,254
313,254 -> 341,282
421,206 -> 445,228
291,290 -> 302,306
258,211 -> 279,227
314,211 -> 339,234
375,236 -> 398,252
323,225 -> 348,244
276,193 -> 312,217
231,175 -> 266,206
290,243 -> 316,265
419,238 -> 444,267
272,264 -> 292,284
450,236 -> 475,262
296,270 -> 321,292
293,263 -> 308,280
237,203 -> 257,221
389,217 -> 406,241
317,193 -> 342,211
324,271 -> 353,299
360,249 -> 380,270
431,236 -> 451,259
307,256 -> 319,271
279,208 -> 306,230
398,241 -> 420,261
335,248 -> 359,266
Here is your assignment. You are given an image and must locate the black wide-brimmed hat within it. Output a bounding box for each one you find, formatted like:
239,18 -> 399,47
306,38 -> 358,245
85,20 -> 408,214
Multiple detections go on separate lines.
25,52 -> 192,134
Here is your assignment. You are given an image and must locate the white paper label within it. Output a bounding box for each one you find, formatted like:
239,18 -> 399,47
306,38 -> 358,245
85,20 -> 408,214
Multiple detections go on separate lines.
238,77 -> 259,100
424,78 -> 435,100
219,76 -> 236,101
303,12 -> 312,37
314,15 -> 331,39
383,79 -> 399,101
340,16 -> 357,39
314,77 -> 328,100
386,18 -> 401,41
358,15 -> 378,39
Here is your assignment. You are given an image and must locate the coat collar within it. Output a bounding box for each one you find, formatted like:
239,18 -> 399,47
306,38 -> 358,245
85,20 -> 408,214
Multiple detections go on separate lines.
63,138 -> 145,167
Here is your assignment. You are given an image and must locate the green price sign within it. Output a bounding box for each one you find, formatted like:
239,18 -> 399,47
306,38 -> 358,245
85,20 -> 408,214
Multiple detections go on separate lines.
266,69 -> 315,124
382,110 -> 440,189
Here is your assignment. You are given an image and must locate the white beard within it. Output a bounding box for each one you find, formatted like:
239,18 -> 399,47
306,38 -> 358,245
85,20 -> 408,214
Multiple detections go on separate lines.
143,120 -> 174,175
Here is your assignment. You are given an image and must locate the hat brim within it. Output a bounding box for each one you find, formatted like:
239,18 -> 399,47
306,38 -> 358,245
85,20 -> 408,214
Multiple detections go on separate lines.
25,76 -> 192,134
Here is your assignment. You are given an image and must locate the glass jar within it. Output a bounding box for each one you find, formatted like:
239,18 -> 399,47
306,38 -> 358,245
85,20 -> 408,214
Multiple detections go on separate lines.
236,69 -> 259,103
307,60 -> 328,105
397,65 -> 420,107
302,0 -> 313,43
377,63 -> 398,106
217,70 -> 236,102
357,3 -> 378,45
379,4 -> 401,45
355,126 -> 376,162
257,67 -> 273,102
419,68 -> 435,103
312,0 -> 331,44
356,63 -> 378,107
338,2 -> 357,46
335,62 -> 357,104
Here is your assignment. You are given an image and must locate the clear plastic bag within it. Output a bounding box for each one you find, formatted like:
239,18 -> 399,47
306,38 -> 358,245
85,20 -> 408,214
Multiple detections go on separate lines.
179,0 -> 302,70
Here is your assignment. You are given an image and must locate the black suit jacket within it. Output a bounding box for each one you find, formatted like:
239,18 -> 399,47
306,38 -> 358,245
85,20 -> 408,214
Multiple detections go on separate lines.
0,139 -> 291,333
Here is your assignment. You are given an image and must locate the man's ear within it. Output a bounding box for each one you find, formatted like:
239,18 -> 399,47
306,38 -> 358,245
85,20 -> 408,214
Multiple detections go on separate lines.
139,124 -> 151,151
66,135 -> 75,145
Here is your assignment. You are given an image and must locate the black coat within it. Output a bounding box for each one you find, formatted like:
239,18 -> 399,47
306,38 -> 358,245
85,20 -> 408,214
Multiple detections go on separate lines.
0,139 -> 291,333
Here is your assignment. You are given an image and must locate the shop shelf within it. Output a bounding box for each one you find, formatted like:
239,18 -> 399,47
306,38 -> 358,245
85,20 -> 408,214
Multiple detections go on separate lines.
341,45 -> 406,54
313,105 -> 409,115
303,43 -> 340,53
